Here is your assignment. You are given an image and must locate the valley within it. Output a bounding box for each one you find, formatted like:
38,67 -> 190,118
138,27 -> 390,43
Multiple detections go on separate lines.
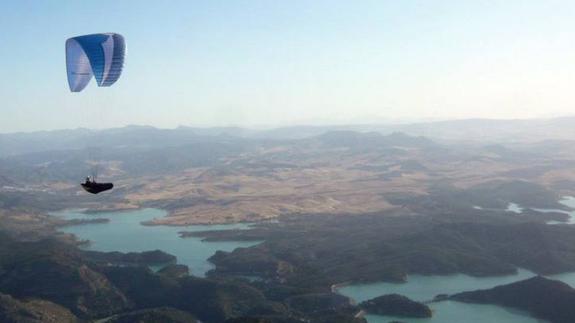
3,122 -> 575,322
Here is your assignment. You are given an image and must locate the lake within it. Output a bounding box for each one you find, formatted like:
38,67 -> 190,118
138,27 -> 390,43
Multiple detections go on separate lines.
337,196 -> 575,323
338,269 -> 547,323
534,196 -> 575,225
52,208 -> 260,276
53,206 -> 572,323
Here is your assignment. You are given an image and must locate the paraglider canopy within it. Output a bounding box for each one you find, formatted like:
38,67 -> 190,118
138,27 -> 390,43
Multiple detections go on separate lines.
66,33 -> 125,92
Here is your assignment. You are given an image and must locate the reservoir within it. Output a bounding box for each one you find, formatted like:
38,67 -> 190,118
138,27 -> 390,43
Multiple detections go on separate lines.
53,207 -> 570,323
53,208 -> 260,276
335,196 -> 575,323
338,269 -> 547,323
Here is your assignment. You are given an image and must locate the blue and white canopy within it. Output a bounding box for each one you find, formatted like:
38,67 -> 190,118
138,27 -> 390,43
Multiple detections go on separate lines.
66,33 -> 125,92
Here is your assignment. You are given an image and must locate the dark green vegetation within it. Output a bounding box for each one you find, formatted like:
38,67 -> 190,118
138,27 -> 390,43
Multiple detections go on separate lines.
359,294 -> 432,318
84,249 -> 177,266
198,214 -> 575,287
390,180 -> 565,211
451,276 -> 575,323
0,231 -> 364,323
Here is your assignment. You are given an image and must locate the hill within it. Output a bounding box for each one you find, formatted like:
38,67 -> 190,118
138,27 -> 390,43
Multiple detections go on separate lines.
451,276 -> 575,323
0,231 -> 364,322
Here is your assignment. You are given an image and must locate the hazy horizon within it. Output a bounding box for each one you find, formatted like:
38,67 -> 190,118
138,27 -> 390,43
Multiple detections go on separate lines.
0,115 -> 575,135
2,0 -> 575,132
3,113 -> 575,135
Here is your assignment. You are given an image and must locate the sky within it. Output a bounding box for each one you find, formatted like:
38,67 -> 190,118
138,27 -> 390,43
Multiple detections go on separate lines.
1,0 -> 574,132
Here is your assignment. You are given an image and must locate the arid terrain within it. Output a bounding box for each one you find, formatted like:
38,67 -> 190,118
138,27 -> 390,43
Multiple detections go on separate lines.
3,120 -> 575,225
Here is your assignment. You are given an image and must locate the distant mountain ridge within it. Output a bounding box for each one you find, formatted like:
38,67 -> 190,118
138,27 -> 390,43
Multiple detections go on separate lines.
2,116 -> 575,156
0,129 -> 441,184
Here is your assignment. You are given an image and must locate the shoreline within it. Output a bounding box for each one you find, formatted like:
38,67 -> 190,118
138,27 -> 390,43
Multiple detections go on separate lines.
331,282 -> 365,319
331,281 -> 353,294
51,206 -> 273,228
82,205 -> 142,214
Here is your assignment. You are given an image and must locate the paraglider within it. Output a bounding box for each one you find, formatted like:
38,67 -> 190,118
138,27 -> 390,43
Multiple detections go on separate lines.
66,33 -> 125,92
81,177 -> 114,194
66,33 -> 125,193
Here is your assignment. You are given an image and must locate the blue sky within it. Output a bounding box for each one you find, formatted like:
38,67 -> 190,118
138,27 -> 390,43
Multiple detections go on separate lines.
1,0 -> 574,132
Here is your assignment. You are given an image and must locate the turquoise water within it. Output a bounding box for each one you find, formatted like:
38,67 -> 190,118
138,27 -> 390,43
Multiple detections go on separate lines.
539,196 -> 575,225
53,208 -> 260,277
488,197 -> 575,287
339,269 -> 535,303
339,269 -> 546,323
53,207 -> 575,323
506,202 -> 524,214
340,194 -> 575,323
505,196 -> 575,225
363,302 -> 546,323
549,271 -> 575,288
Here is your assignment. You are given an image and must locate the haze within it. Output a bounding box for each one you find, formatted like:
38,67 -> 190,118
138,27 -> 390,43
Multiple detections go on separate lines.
1,0 -> 575,132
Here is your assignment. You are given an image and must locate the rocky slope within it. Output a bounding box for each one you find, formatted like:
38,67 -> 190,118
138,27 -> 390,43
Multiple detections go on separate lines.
0,292 -> 77,323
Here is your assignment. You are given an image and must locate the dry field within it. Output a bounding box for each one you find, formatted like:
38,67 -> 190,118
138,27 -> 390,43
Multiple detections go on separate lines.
116,140 -> 575,225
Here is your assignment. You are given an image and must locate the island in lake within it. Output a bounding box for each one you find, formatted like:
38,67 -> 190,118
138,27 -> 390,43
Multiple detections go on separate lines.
359,294 -> 432,318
